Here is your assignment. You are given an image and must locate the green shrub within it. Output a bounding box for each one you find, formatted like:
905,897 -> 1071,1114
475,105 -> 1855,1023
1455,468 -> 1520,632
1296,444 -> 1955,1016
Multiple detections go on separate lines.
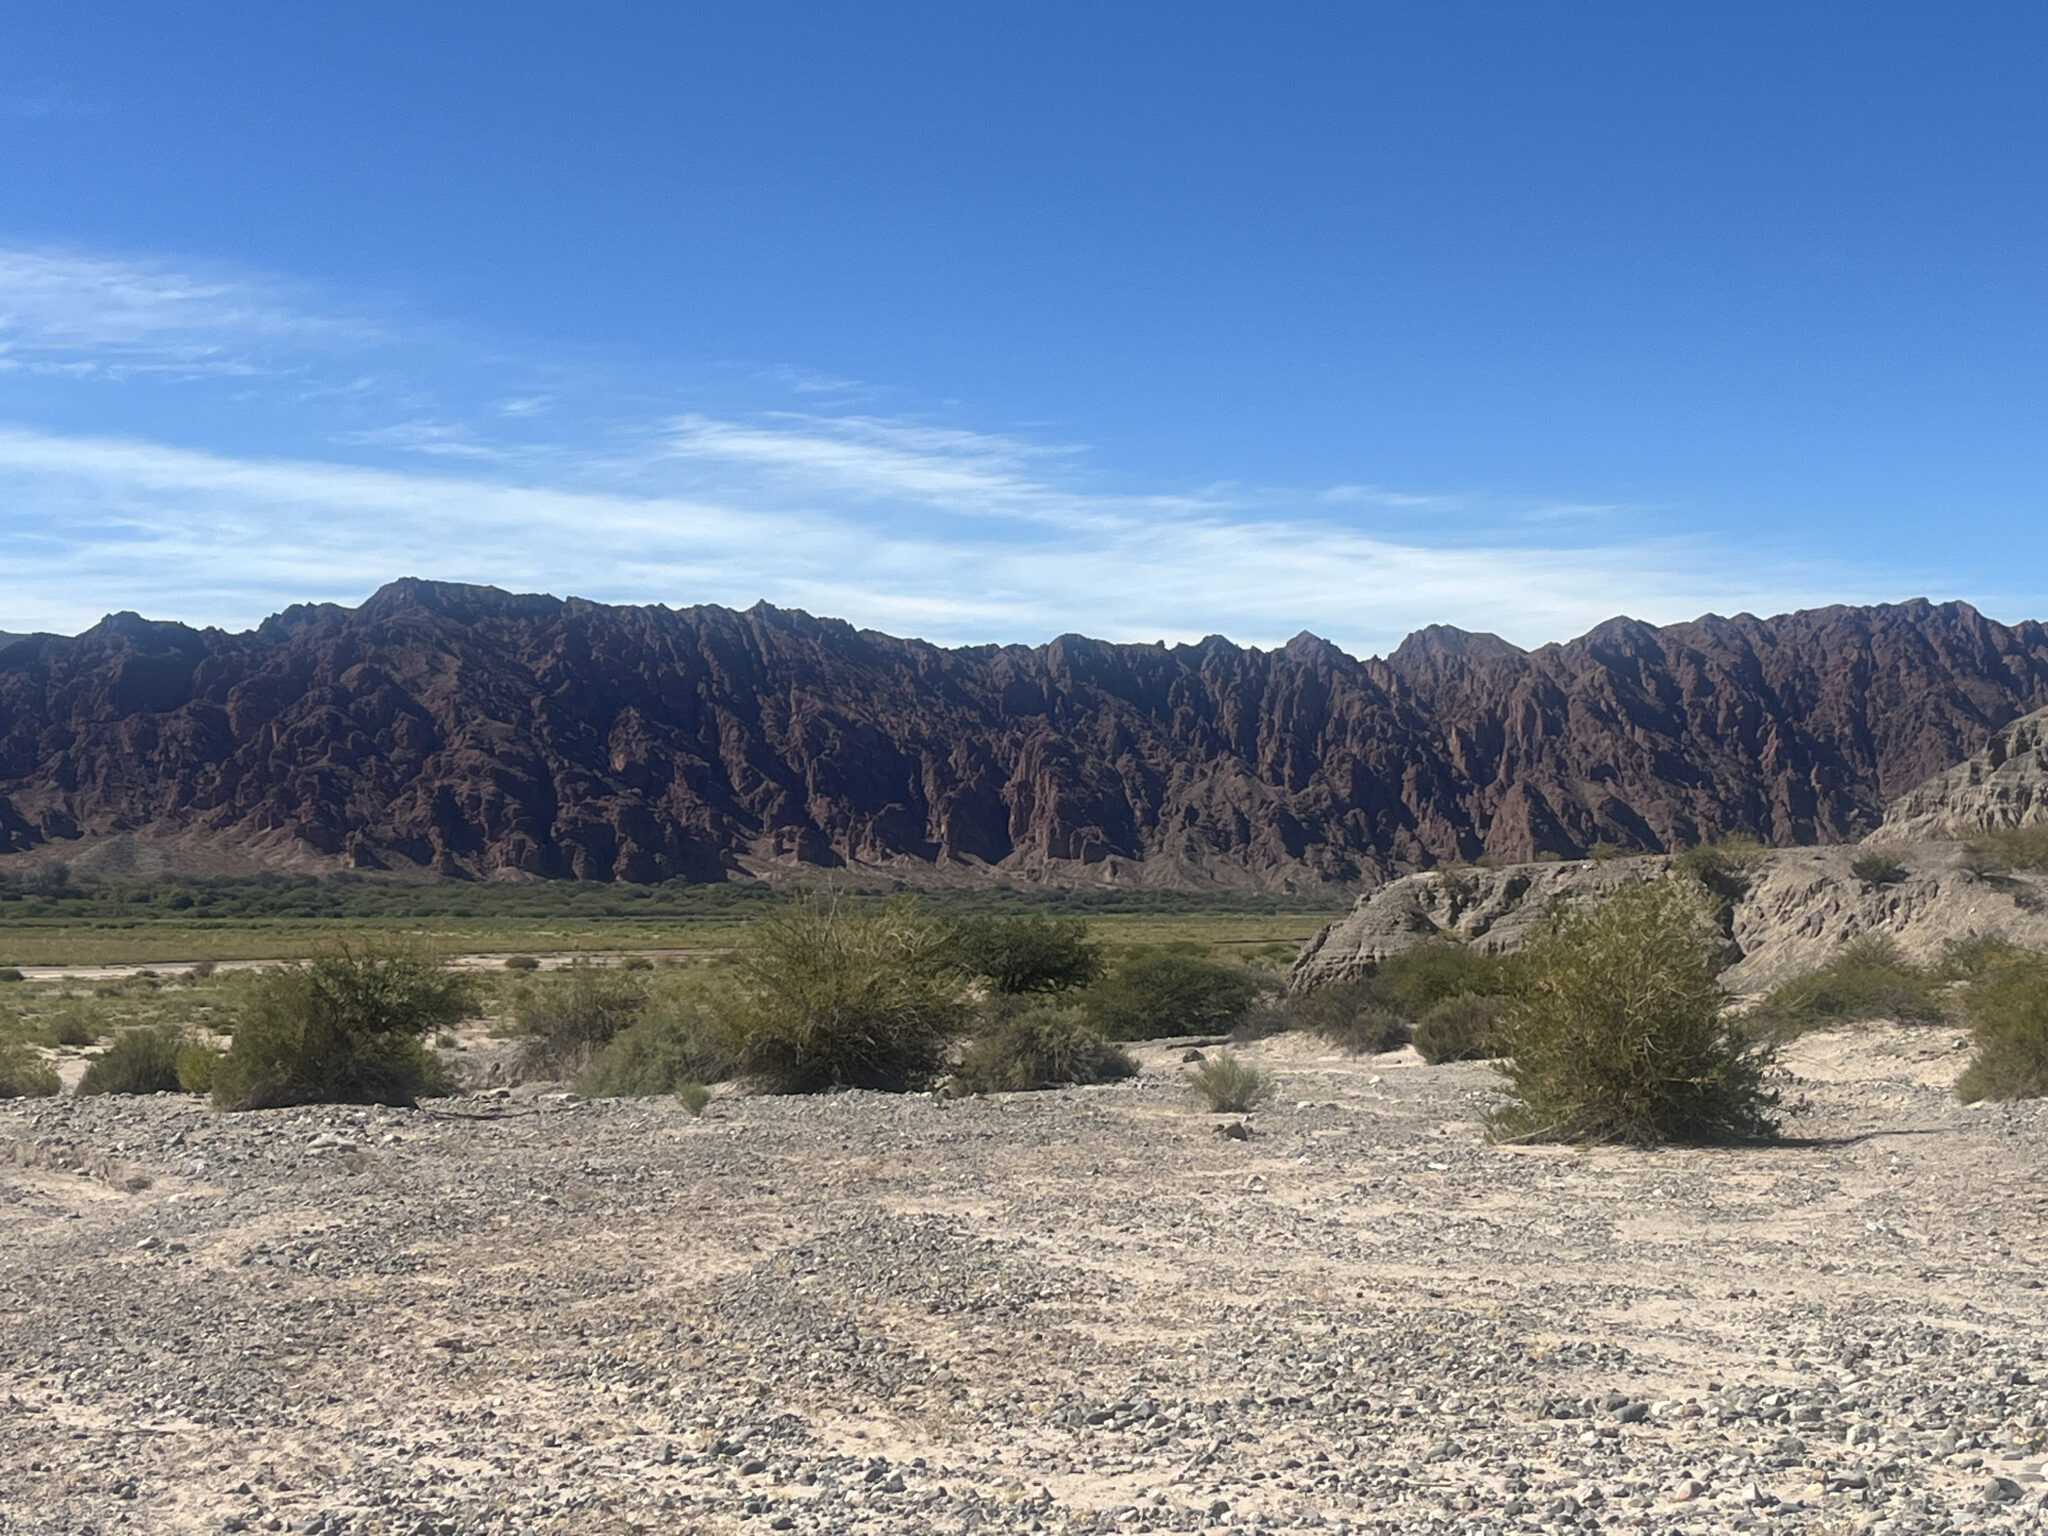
575,999 -> 735,1097
212,945 -> 472,1111
1850,852 -> 1909,886
951,1003 -> 1137,1093
1285,942 -> 1509,1053
728,896 -> 967,1094
1937,932 -> 2026,982
1413,993 -> 1509,1063
175,1045 -> 221,1094
1490,879 -> 1778,1146
1747,936 -> 1943,1034
1286,978 -> 1409,1054
516,963 -> 649,1080
1955,954 -> 2048,1103
504,954 -> 540,971
1672,835 -> 1768,906
675,1082 -> 712,1116
0,1037 -> 59,1098
0,966 -> 23,983
77,1026 -> 185,1096
947,915 -> 1103,995
621,956 -> 655,972
1965,824 -> 2048,872
37,1008 -> 103,1048
1186,1049 -> 1275,1113
1082,951 -> 1263,1040
1376,941 -> 1512,1017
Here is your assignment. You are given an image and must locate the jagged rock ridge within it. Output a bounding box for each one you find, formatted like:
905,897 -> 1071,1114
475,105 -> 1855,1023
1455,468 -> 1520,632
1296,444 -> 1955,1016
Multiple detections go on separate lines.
2,581 -> 2047,885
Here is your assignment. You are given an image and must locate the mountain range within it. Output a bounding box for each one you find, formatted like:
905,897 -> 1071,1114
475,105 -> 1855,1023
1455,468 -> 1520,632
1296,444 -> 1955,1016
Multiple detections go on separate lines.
3,579 -> 2046,888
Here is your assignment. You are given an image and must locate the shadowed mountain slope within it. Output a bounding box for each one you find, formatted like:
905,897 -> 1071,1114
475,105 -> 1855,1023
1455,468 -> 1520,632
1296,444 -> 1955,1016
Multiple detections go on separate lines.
2,581 -> 2045,886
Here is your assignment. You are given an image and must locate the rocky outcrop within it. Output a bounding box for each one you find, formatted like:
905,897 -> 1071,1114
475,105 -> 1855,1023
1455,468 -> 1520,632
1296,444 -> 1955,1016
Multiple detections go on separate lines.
1285,857 -> 1670,977
3,582 -> 2048,886
1868,706 -> 2048,842
1290,844 -> 2048,996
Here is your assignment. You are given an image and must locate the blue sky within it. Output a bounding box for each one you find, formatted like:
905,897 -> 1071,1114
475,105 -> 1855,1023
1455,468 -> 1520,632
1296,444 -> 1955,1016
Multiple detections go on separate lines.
1,4 -> 2042,656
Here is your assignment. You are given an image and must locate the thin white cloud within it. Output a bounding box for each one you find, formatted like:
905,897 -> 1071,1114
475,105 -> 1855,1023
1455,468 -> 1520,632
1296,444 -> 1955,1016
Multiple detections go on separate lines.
0,240 -> 1990,655
0,421 -> 1869,656
0,247 -> 376,379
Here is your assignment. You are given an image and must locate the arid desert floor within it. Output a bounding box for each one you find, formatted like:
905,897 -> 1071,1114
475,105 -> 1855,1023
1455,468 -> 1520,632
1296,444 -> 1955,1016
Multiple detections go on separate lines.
3,1026 -> 2045,1536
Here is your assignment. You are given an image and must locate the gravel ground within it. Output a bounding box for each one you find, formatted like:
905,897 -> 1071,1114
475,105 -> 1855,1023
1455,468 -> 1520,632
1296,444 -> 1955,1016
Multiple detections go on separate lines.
3,1026 -> 2045,1536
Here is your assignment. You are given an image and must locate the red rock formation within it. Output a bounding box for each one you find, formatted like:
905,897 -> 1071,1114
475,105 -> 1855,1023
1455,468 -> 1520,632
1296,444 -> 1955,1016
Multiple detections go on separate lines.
2,582 -> 2044,886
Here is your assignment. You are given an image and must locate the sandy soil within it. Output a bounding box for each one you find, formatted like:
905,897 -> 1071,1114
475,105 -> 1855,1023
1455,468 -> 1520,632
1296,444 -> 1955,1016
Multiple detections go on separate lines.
2,1027 -> 2045,1535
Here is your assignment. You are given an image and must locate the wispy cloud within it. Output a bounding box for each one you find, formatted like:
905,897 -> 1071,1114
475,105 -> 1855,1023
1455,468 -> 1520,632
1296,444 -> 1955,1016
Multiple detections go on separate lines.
0,239 -> 1978,655
0,419 -> 1869,656
0,247 -> 377,380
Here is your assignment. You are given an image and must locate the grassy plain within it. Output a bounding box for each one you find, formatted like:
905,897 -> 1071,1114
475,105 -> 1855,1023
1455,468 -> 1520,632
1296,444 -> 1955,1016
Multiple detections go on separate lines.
0,873 -> 1347,968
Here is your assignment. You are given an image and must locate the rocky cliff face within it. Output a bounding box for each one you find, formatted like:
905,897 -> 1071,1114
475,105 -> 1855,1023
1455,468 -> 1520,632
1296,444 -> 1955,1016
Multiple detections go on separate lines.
3,581 -> 2047,886
1870,705 -> 2048,842
1289,846 -> 2048,996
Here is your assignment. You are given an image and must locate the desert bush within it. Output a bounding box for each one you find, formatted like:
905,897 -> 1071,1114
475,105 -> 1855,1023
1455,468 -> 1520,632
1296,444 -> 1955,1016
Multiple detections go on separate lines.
951,1003 -> 1137,1094
1672,835 -> 1768,906
77,1026 -> 185,1096
36,1007 -> 103,1048
1937,932 -> 2027,981
947,914 -> 1103,995
1286,978 -> 1409,1054
1286,941 -> 1509,1053
1378,941 -> 1512,1016
504,955 -> 540,971
1955,954 -> 2048,1103
0,966 -> 23,983
1186,1049 -> 1275,1113
675,1082 -> 712,1116
1413,993 -> 1509,1063
727,896 -> 967,1094
574,998 -> 735,1097
175,1045 -> 221,1093
1850,852 -> 1909,887
1082,950 -> 1264,1040
516,963 -> 649,1080
1747,936 -> 1943,1034
212,945 -> 471,1111
621,956 -> 654,971
1490,879 -> 1778,1145
1965,824 -> 2048,872
0,1037 -> 59,1098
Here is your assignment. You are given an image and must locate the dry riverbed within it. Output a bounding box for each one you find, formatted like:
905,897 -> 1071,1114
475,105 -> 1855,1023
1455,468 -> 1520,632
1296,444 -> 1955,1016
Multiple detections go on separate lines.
3,1027 -> 2046,1536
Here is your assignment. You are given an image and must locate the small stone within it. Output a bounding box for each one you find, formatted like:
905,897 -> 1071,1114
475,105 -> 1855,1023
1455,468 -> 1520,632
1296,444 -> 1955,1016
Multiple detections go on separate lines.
1982,1476 -> 2025,1504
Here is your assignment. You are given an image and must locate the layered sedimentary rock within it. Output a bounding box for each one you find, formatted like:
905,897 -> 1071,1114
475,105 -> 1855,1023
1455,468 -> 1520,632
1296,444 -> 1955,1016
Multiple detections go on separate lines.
1870,706 -> 2048,842
2,581 -> 2047,886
